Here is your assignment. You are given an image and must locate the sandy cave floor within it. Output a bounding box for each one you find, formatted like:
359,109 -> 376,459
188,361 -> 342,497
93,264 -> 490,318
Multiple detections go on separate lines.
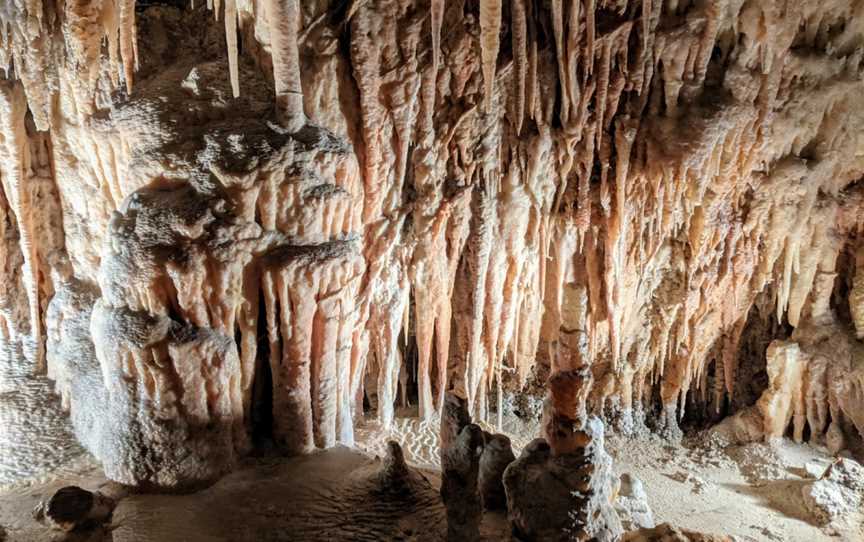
356,415 -> 864,542
0,413 -> 862,542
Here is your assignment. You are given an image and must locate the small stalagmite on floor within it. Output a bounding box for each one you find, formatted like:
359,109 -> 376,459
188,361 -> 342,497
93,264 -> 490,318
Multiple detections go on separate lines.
478,431 -> 515,510
33,486 -> 114,533
439,391 -> 483,541
440,423 -> 485,542
622,523 -> 733,542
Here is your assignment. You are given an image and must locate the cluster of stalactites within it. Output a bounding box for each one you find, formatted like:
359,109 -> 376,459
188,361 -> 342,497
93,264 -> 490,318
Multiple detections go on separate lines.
1,0 -> 307,131
413,0 -> 864,434
0,0 -> 139,128
2,0 -> 864,458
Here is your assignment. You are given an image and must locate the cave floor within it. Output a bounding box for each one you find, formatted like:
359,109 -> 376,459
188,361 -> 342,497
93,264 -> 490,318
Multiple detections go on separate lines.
0,415 -> 861,542
356,415 -> 864,542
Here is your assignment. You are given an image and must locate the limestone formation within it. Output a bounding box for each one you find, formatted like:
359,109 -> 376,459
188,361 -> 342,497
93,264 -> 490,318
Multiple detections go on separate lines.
503,418 -> 623,542
439,391 -> 471,467
478,431 -> 515,510
622,523 -> 733,542
800,457 -> 864,525
0,0 -> 863,519
717,315 -> 864,452
33,486 -> 114,532
375,440 -> 443,512
440,423 -> 484,542
615,473 -> 656,532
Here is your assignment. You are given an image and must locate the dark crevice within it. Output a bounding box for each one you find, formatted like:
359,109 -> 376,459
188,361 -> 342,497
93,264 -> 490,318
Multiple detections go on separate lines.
250,289 -> 274,446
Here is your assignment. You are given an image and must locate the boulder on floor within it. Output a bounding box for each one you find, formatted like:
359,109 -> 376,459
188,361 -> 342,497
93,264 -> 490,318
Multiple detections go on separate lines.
33,486 -> 114,532
622,523 -> 732,541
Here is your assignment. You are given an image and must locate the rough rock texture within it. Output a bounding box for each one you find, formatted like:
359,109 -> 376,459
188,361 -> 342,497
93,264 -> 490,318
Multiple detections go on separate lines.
717,314 -> 864,453
439,391 -> 484,541
0,0 -> 864,493
478,431 -> 515,510
503,418 -> 623,542
440,423 -> 484,542
440,391 -> 472,467
33,486 -> 113,532
800,457 -> 864,525
615,473 -> 655,531
622,523 -> 732,542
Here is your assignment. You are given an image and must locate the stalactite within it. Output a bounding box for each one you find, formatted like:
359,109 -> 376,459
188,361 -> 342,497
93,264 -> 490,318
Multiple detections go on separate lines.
511,0 -> 527,133
851,245 -> 864,338
118,0 -> 138,92
267,0 -> 305,131
431,0 -> 445,103
479,0 -> 502,111
585,0 -> 596,77
564,0 -> 581,132
225,0 -> 240,98
0,81 -> 41,367
550,0 -> 568,123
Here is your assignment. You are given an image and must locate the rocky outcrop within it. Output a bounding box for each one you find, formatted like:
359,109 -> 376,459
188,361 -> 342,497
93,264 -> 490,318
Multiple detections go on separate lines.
801,457 -> 864,525
715,316 -> 864,453
440,423 -> 484,542
33,486 -> 114,532
439,392 -> 471,468
615,473 -> 656,532
478,431 -> 515,511
622,523 -> 732,542
503,418 -> 623,542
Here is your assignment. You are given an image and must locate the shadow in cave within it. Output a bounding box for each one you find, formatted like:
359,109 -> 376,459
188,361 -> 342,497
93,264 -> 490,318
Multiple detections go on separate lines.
677,295 -> 791,435
250,289 -> 275,450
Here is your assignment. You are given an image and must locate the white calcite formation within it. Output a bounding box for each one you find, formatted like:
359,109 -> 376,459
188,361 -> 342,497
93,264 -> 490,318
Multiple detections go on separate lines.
0,0 -> 862,492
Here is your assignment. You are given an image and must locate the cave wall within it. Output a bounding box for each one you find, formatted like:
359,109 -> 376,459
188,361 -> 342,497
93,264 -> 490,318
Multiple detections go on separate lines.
0,0 -> 863,487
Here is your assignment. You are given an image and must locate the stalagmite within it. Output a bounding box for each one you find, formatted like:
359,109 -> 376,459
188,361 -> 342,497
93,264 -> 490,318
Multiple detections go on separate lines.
478,431 -> 515,510
758,341 -> 805,441
503,419 -> 623,541
441,423 -> 484,541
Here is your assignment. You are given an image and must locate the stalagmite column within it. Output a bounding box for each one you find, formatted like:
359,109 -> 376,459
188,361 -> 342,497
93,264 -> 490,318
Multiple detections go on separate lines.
439,391 -> 484,541
758,341 -> 805,442
478,431 -> 515,510
504,418 -> 623,541
90,184 -> 249,489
